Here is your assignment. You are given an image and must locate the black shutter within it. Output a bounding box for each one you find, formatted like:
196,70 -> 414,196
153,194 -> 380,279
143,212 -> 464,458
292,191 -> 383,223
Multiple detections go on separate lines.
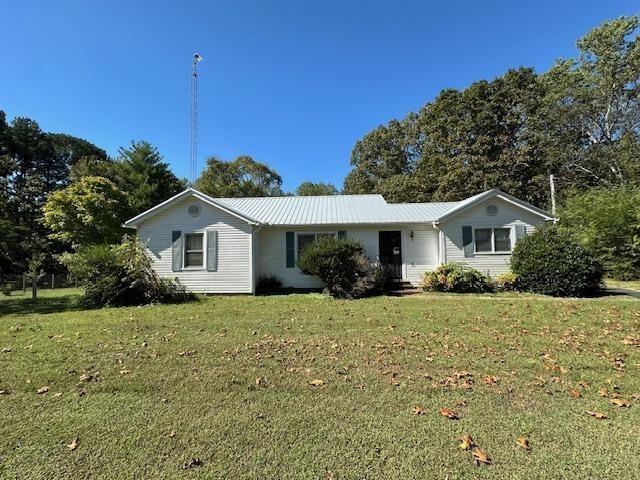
172,231 -> 182,272
286,232 -> 295,268
462,226 -> 473,257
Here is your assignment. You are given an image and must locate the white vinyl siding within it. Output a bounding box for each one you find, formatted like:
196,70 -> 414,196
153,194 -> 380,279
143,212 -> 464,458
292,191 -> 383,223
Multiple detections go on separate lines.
136,197 -> 253,293
257,225 -> 439,288
441,197 -> 548,277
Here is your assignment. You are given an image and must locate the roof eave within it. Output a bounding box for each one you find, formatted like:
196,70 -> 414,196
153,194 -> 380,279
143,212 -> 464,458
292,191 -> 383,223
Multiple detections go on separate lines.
123,188 -> 261,228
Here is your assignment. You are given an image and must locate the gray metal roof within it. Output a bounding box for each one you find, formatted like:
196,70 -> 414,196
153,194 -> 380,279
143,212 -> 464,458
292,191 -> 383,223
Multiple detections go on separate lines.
215,194 -> 459,225
123,188 -> 554,228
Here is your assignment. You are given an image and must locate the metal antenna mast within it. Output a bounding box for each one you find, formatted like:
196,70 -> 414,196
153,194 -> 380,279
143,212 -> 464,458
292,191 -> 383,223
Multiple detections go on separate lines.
190,53 -> 203,183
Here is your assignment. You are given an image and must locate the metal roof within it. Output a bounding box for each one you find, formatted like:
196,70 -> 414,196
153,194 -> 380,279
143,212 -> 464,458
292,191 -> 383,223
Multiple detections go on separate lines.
215,194 -> 459,225
123,188 -> 554,228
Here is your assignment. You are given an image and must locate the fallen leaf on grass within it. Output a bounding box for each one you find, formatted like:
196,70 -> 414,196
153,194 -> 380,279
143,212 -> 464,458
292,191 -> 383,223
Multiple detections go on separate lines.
168,431 -> 176,438
439,407 -> 458,420
568,388 -> 581,399
472,447 -> 491,465
37,386 -> 49,394
309,379 -> 325,387
610,398 -> 630,408
516,436 -> 530,450
1,348 -> 11,353
53,392 -> 63,397
597,387 -> 609,397
458,435 -> 475,450
67,438 -> 78,451
482,375 -> 498,385
119,369 -> 131,375
0,390 -> 8,395
183,458 -> 202,469
631,393 -> 640,400
586,410 -> 607,419
412,406 -> 426,415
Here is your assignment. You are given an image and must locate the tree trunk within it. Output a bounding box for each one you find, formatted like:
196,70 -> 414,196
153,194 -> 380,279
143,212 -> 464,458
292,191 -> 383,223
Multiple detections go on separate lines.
31,273 -> 37,302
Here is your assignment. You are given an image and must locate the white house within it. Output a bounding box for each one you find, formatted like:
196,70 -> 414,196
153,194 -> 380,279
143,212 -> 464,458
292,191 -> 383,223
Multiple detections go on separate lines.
123,188 -> 555,294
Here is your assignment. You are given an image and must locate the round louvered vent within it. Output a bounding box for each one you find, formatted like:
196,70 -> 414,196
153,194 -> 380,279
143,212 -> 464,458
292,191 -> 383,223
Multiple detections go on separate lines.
486,204 -> 498,216
188,204 -> 201,217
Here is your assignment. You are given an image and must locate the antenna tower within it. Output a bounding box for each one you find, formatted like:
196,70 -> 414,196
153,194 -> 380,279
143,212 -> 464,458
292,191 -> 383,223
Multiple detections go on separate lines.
190,53 -> 203,183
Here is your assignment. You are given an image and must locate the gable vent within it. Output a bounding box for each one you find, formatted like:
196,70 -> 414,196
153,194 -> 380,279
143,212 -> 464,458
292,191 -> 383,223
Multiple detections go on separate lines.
188,204 -> 201,217
486,204 -> 498,216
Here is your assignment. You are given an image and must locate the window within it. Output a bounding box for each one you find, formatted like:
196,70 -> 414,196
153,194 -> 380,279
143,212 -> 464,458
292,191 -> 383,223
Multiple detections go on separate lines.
297,234 -> 316,258
494,228 -> 511,252
474,227 -> 512,253
296,232 -> 336,258
184,233 -> 204,267
474,228 -> 492,253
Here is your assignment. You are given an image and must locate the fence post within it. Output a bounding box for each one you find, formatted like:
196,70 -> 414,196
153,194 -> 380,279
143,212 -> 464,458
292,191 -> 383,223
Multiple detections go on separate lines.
22,275 -> 26,293
51,273 -> 55,290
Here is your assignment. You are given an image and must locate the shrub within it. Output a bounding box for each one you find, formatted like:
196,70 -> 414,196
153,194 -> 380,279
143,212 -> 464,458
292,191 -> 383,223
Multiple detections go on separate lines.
2,283 -> 11,296
421,263 -> 494,293
256,275 -> 283,294
495,271 -> 521,292
560,186 -> 640,280
297,236 -> 380,298
510,224 -> 603,297
62,236 -> 195,308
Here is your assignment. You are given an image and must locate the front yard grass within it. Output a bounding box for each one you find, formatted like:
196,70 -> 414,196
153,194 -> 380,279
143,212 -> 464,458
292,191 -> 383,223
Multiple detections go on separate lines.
1,290 -> 639,479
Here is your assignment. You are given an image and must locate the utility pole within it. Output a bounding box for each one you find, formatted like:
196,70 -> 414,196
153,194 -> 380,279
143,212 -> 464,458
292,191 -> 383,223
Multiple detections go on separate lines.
549,174 -> 557,217
190,53 -> 203,183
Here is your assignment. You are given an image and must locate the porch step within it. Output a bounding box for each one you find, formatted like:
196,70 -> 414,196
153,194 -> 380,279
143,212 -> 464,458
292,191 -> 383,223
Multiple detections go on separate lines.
384,281 -> 422,296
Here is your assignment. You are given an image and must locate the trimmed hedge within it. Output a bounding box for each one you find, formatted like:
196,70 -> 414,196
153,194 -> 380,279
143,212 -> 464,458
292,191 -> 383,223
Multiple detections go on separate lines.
421,263 -> 494,294
510,225 -> 603,297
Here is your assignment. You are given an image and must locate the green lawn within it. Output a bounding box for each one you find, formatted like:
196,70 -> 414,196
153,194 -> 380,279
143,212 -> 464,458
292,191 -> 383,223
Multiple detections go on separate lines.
1,289 -> 639,479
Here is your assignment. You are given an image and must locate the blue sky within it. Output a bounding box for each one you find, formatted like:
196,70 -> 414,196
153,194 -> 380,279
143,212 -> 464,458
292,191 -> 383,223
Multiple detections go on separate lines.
1,1 -> 637,192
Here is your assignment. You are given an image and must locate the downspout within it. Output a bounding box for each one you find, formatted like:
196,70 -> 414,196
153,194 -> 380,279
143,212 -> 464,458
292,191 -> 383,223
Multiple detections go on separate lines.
432,221 -> 445,265
250,224 -> 263,294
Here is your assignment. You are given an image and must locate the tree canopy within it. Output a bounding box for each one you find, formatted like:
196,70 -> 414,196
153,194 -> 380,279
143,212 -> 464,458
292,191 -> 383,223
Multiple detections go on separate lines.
343,16 -> 640,207
295,181 -> 339,196
43,176 -> 129,246
196,155 -> 283,197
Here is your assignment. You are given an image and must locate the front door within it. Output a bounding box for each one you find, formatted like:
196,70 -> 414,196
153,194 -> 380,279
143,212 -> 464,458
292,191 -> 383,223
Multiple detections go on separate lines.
379,231 -> 402,279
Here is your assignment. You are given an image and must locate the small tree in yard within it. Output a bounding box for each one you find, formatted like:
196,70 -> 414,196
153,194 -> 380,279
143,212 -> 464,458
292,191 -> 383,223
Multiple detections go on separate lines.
510,224 -> 603,297
297,236 -> 380,298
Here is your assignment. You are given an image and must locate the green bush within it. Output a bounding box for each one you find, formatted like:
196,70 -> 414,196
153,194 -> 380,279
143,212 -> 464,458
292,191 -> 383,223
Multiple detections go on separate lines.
297,236 -> 381,299
62,236 -> 195,308
510,224 -> 603,297
256,275 -> 283,294
560,186 -> 640,280
421,263 -> 494,293
494,271 -> 521,291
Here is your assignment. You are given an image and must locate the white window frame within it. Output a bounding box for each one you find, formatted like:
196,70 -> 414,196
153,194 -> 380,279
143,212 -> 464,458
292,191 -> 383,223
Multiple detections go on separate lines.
473,227 -> 513,255
295,231 -> 337,261
183,232 -> 206,269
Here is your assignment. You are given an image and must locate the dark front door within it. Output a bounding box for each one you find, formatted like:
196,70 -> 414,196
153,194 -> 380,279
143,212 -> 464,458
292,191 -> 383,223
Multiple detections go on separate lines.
379,231 -> 402,279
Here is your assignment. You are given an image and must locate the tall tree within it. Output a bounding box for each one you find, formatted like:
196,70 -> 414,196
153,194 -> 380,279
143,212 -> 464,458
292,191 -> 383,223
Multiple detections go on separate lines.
343,16 -> 640,207
196,155 -> 283,197
114,141 -> 185,216
541,15 -> 640,187
295,181 -> 339,196
0,111 -> 109,271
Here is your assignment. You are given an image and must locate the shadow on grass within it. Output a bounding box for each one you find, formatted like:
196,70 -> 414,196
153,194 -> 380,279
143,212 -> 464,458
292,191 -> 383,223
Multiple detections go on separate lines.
0,292 -> 85,316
